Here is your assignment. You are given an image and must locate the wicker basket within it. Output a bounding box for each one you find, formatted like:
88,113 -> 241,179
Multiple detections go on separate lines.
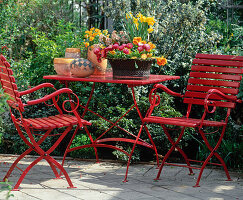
108,59 -> 153,79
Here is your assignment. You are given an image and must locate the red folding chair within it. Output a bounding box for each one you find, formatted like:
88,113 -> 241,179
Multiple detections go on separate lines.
0,52 -> 91,190
143,53 -> 243,187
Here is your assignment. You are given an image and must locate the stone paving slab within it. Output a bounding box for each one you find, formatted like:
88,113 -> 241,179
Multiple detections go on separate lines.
0,155 -> 242,200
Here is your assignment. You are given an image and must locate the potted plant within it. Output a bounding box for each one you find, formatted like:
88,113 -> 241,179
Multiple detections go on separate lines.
84,12 -> 167,79
83,27 -> 109,75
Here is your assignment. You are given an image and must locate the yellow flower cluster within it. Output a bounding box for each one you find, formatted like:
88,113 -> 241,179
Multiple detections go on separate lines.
83,28 -> 108,48
127,12 -> 155,33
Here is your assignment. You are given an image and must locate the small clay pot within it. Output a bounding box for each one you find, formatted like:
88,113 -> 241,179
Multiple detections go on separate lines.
65,48 -> 81,58
70,58 -> 95,77
54,58 -> 74,76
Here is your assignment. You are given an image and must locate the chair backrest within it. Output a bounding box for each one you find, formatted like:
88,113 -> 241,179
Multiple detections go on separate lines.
184,53 -> 243,109
0,54 -> 24,112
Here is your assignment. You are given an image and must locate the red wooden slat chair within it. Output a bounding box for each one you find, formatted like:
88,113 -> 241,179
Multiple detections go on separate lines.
0,51 -> 91,190
143,53 -> 243,187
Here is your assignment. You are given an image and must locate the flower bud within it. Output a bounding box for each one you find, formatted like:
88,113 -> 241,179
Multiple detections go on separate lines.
93,48 -> 100,55
126,43 -> 133,49
138,46 -> 143,53
143,44 -> 151,51
123,48 -> 130,54
118,45 -> 125,51
112,43 -> 119,49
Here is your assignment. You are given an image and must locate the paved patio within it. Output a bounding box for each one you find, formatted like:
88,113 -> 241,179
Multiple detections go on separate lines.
0,155 -> 242,200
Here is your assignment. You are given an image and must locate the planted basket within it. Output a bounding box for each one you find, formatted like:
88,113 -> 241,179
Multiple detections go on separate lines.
108,59 -> 153,79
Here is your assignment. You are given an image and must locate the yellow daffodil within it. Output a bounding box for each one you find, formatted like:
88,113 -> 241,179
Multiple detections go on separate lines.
146,17 -> 155,26
147,27 -> 154,33
140,16 -> 147,23
137,12 -> 143,19
90,27 -> 95,31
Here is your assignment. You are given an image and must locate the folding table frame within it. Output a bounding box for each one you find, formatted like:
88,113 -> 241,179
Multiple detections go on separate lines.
43,73 -> 180,182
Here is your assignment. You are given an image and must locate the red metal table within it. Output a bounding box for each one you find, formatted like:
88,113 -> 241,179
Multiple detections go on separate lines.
44,72 -> 180,182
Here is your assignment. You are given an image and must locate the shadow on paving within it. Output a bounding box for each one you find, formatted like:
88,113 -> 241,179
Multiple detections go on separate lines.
0,155 -> 242,200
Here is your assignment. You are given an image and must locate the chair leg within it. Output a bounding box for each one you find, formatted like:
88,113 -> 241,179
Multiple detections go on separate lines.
194,126 -> 231,187
3,128 -> 54,181
13,125 -> 75,189
12,156 -> 44,191
161,125 -> 194,175
144,124 -> 160,167
155,127 -> 186,180
84,126 -> 100,163
61,126 -> 80,175
123,124 -> 143,182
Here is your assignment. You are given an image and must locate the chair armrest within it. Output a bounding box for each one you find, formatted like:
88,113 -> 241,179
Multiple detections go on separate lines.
19,83 -> 55,96
203,89 -> 241,114
206,89 -> 241,102
153,84 -> 183,97
27,88 -> 73,105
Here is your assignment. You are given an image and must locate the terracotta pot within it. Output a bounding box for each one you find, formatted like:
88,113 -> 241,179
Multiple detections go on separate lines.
70,58 -> 95,77
108,58 -> 153,79
87,47 -> 107,75
65,48 -> 81,58
54,58 -> 74,76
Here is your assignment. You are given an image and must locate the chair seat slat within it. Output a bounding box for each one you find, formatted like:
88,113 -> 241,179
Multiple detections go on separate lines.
191,65 -> 243,74
186,85 -> 239,95
189,72 -> 242,81
193,59 -> 243,67
23,119 -> 45,129
34,118 -> 57,129
188,78 -> 240,88
62,114 -> 91,126
48,116 -> 71,126
42,117 -> 66,128
54,114 -> 78,126
28,118 -> 51,129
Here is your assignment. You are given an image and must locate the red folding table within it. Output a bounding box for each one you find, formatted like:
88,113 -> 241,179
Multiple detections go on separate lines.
44,72 -> 180,181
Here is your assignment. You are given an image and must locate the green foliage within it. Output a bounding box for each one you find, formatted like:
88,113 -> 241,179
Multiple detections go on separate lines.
195,117 -> 243,169
0,179 -> 14,200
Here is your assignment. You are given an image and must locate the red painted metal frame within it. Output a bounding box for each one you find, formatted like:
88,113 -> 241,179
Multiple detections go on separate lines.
143,53 -> 243,187
44,73 -> 180,182
0,52 -> 91,190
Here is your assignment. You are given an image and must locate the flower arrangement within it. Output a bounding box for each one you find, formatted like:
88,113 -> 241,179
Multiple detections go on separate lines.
83,13 -> 167,67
